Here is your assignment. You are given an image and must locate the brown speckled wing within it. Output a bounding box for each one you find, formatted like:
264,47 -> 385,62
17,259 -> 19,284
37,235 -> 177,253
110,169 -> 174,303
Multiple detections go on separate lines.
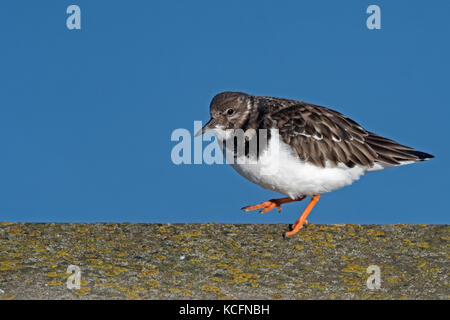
260,100 -> 431,168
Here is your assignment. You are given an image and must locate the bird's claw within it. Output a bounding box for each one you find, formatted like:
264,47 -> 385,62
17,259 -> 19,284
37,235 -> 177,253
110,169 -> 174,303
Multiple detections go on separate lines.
242,200 -> 283,214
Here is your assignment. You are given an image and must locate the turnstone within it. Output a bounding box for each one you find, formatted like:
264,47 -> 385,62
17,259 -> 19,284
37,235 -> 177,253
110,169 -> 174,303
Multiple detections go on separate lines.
195,92 -> 434,238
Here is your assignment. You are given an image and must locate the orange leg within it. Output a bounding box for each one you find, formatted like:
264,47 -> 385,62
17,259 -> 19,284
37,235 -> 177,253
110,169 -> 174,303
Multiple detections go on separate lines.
283,195 -> 321,238
242,196 -> 306,214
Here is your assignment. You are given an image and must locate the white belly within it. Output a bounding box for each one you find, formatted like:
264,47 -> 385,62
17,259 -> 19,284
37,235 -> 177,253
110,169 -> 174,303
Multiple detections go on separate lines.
216,129 -> 374,198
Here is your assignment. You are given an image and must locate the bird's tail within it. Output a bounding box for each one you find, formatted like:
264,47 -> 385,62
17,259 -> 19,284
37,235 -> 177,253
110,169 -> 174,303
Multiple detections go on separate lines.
366,132 -> 434,165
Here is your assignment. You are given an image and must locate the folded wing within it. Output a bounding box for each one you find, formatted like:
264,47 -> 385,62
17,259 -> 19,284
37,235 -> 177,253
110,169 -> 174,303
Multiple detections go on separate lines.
262,102 -> 433,168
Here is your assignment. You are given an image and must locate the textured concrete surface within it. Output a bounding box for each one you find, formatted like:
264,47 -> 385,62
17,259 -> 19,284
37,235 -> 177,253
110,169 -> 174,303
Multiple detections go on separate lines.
0,222 -> 448,300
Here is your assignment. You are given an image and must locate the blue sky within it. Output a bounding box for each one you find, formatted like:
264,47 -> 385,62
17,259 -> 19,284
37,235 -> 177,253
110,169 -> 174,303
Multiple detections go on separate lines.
0,0 -> 448,224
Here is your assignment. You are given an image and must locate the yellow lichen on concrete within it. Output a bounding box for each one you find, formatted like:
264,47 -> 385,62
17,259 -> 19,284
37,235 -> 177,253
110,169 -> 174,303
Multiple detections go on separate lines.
342,264 -> 367,274
0,223 -> 447,299
47,280 -> 63,286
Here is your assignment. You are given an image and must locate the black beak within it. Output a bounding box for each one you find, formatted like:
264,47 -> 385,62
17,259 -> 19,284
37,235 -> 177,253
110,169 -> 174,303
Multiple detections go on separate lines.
194,118 -> 217,137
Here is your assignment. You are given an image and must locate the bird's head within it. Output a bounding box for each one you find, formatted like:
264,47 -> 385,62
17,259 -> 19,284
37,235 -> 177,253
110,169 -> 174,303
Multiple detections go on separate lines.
195,92 -> 253,137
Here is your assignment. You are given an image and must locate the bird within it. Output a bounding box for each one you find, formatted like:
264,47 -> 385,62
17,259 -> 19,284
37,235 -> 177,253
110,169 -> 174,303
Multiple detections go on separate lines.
195,91 -> 434,238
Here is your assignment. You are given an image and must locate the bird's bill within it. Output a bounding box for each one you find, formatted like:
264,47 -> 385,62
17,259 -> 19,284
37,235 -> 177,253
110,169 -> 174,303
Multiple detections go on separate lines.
194,118 -> 217,137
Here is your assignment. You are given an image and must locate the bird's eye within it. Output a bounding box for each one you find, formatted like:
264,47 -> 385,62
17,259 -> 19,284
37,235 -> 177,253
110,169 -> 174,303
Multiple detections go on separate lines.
226,109 -> 234,116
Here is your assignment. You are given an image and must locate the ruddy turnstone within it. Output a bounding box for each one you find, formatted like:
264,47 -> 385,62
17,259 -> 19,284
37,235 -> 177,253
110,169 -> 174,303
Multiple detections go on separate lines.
195,92 -> 434,238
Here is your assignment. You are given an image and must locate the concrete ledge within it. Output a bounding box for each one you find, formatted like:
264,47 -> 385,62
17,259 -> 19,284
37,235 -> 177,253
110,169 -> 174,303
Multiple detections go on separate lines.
0,223 -> 448,299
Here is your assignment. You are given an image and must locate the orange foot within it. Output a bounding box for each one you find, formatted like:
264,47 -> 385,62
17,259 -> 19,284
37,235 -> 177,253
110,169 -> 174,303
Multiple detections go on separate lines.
283,195 -> 321,238
242,196 -> 306,214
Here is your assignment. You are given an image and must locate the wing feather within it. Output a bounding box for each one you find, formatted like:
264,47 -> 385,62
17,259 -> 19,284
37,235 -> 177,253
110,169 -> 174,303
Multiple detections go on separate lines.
257,100 -> 431,168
